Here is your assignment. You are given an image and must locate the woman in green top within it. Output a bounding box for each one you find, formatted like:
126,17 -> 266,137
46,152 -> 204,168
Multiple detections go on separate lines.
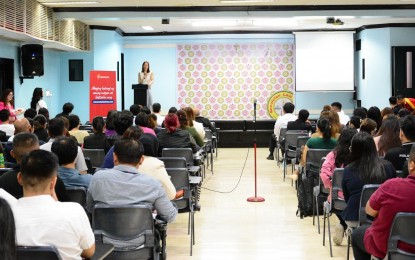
291,117 -> 338,180
176,110 -> 205,147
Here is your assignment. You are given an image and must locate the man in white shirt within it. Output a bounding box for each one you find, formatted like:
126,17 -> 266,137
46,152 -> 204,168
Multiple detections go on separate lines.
267,102 -> 297,160
40,118 -> 88,173
331,102 -> 350,125
0,109 -> 15,136
14,149 -> 95,259
152,103 -> 165,127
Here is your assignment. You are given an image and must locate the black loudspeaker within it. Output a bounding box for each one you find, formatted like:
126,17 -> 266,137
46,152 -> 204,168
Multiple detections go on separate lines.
21,44 -> 44,76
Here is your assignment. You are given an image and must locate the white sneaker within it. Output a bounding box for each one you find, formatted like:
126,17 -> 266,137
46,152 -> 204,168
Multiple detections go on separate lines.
333,224 -> 344,246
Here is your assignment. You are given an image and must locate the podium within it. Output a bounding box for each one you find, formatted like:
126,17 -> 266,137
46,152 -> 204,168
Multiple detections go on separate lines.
132,84 -> 148,106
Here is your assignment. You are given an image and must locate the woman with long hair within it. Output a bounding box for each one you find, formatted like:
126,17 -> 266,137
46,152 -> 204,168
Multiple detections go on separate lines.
320,128 -> 357,245
374,114 -> 401,156
177,109 -> 204,147
104,110 -> 117,137
314,111 -> 341,139
138,61 -> 154,108
135,112 -> 156,136
367,106 -> 382,135
342,132 -> 396,228
183,106 -> 205,139
0,89 -> 23,121
84,116 -> 111,151
360,118 -> 377,136
33,114 -> 49,142
30,87 -> 47,112
156,113 -> 197,156
291,118 -> 338,180
0,197 -> 16,260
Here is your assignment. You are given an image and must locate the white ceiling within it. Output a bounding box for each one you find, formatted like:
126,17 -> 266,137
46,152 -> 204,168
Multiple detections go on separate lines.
35,0 -> 415,34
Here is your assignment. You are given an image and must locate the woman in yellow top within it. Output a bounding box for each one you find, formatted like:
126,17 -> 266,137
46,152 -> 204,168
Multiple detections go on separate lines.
138,61 -> 155,109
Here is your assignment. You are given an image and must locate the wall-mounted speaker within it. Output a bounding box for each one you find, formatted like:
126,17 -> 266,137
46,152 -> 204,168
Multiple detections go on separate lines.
21,44 -> 44,77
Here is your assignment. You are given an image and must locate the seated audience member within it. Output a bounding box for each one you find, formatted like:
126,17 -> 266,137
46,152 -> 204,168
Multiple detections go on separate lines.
129,104 -> 141,118
373,115 -> 401,156
33,114 -> 49,142
102,126 -> 176,199
322,104 -> 332,112
0,109 -> 15,136
291,118 -> 338,180
140,106 -> 151,115
397,95 -> 415,112
51,137 -> 92,188
40,118 -> 88,174
367,106 -> 382,135
5,118 -> 34,164
331,102 -> 350,125
152,102 -> 165,127
177,110 -> 204,148
149,113 -> 162,135
106,110 -> 133,147
14,150 -> 95,259
353,107 -> 367,120
135,112 -> 156,136
267,102 -> 296,160
23,108 -> 37,119
104,110 -> 117,137
0,197 -> 16,260
398,108 -> 411,118
157,113 -> 198,156
161,107 -> 178,128
351,145 -> 415,260
385,115 -> 415,175
83,116 -> 110,150
342,132 -> 396,229
38,107 -> 50,122
287,109 -> 314,133
347,116 -> 362,130
312,111 -> 341,139
183,106 -> 205,139
87,139 -> 178,247
380,107 -> 393,120
68,115 -> 89,145
320,128 -> 357,245
194,107 -> 216,132
55,102 -> 74,119
360,118 -> 377,136
389,96 -> 401,115
0,133 -> 69,201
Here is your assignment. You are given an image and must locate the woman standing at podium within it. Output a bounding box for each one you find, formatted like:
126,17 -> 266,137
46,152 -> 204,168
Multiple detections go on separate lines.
138,61 -> 154,108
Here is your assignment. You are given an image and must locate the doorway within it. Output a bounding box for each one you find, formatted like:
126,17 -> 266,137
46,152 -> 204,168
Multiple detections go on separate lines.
392,47 -> 415,98
0,58 -> 14,95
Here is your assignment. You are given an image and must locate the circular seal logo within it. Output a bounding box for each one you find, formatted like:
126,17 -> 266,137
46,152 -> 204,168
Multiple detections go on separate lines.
267,91 -> 294,119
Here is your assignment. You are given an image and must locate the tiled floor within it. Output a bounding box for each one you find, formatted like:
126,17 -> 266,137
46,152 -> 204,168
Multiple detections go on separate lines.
166,147 -> 351,260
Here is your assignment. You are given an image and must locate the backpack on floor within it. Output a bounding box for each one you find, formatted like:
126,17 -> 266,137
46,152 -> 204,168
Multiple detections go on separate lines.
296,171 -> 314,218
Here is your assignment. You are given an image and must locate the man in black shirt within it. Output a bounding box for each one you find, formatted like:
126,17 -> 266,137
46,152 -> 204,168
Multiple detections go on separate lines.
287,109 -> 314,133
385,115 -> 415,177
0,132 -> 69,201
55,102 -> 74,119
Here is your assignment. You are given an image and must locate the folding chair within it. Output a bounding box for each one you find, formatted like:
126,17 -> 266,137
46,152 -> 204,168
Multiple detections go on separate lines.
17,245 -> 61,260
313,157 -> 330,234
346,184 -> 380,260
157,157 -> 187,169
83,149 -> 106,169
276,128 -> 287,167
387,212 -> 415,260
323,168 -> 346,257
283,130 -> 308,182
66,186 -> 87,209
93,204 -> 164,260
204,129 -> 214,174
166,168 -> 201,256
162,148 -> 202,178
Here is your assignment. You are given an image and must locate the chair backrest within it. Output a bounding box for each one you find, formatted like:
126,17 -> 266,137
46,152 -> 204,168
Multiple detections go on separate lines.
204,129 -> 212,140
162,148 -> 194,166
83,149 -> 106,168
319,157 -> 330,194
331,168 -> 346,210
388,212 -> 415,259
165,168 -> 190,193
278,128 -> 288,142
285,130 -> 308,150
92,204 -> 154,249
358,184 -> 380,226
66,186 -> 87,208
17,245 -> 61,260
158,157 -> 187,169
306,149 -> 332,177
296,136 -> 311,157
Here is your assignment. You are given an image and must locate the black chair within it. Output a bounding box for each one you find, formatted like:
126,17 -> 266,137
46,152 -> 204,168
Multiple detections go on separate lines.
283,130 -> 308,181
312,156 -> 330,234
296,136 -> 310,164
276,128 -> 287,167
92,204 -> 163,260
204,129 -> 214,174
162,148 -> 202,177
166,168 -> 200,256
17,245 -> 61,260
387,212 -> 415,260
83,149 -> 106,169
158,157 -> 187,169
323,168 -> 346,257
346,184 -> 380,260
66,186 -> 87,209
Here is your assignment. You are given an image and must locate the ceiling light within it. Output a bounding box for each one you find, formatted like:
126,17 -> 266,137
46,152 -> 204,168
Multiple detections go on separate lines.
192,20 -> 238,27
141,26 -> 154,31
42,1 -> 100,5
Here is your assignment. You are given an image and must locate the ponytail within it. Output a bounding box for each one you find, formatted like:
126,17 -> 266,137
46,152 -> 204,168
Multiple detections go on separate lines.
318,118 -> 332,141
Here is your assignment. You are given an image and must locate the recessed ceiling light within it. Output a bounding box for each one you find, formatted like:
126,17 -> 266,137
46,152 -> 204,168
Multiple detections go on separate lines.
141,26 -> 154,31
42,1 -> 100,5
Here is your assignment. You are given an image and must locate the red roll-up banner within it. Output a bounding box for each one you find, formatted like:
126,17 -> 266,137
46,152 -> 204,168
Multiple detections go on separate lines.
89,71 -> 117,122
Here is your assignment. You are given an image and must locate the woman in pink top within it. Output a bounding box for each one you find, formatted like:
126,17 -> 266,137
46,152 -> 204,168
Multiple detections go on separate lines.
135,112 -> 156,136
320,127 -> 357,246
0,89 -> 23,121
